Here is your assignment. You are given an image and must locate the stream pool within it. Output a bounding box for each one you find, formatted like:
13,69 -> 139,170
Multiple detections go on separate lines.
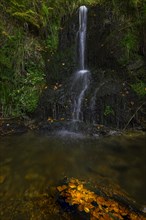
0,131 -> 146,219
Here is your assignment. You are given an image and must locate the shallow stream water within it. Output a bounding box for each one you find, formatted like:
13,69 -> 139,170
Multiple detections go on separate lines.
0,131 -> 146,219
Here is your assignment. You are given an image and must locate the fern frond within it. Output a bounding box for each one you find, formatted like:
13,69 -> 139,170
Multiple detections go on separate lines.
12,10 -> 40,28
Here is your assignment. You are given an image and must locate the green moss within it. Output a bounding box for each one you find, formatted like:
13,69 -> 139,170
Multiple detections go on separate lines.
104,105 -> 115,116
131,81 -> 146,97
0,0 -> 145,118
0,22 -> 45,117
120,30 -> 138,62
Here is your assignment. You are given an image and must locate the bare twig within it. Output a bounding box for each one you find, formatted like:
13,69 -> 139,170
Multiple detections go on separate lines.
123,102 -> 146,130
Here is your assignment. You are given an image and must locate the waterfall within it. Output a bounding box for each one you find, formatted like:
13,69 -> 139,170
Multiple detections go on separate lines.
79,5 -> 87,70
72,6 -> 90,121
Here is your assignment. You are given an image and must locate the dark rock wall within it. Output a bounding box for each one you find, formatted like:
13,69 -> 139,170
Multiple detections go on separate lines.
36,5 -> 146,129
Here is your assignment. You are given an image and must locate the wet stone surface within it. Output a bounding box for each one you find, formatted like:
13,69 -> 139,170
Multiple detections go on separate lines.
57,178 -> 146,220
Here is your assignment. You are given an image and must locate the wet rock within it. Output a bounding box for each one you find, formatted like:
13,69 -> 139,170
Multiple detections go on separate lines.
57,178 -> 146,220
0,119 -> 27,136
37,120 -> 120,137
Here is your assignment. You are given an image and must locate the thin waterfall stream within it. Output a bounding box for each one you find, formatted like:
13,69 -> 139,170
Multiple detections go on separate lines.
72,6 -> 90,121
79,5 -> 87,70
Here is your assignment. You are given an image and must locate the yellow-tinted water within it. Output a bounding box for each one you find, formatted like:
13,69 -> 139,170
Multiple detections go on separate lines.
0,131 -> 146,219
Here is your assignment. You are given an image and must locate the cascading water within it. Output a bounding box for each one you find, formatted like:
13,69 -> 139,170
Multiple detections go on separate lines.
72,6 -> 90,121
79,5 -> 87,70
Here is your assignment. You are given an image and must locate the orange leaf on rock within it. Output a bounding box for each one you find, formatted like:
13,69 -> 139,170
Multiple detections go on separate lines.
57,186 -> 64,192
77,184 -> 83,191
84,207 -> 90,213
68,182 -> 76,189
57,178 -> 146,220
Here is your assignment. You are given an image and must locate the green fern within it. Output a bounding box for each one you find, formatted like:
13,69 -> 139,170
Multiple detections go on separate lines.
12,10 -> 40,28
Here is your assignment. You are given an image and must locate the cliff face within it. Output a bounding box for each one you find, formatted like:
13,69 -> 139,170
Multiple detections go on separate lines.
0,1 -> 145,129
37,4 -> 146,129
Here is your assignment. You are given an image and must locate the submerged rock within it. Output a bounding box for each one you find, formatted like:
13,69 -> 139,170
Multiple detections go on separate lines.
57,178 -> 146,220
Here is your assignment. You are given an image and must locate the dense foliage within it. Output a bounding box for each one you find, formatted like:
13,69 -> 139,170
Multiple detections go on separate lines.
0,0 -> 98,117
0,0 -> 145,118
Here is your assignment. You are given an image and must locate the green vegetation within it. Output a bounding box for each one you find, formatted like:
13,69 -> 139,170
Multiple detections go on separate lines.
0,0 -> 145,118
104,105 -> 115,117
0,22 -> 45,117
131,81 -> 146,98
121,31 -> 138,60
0,0 -> 99,118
